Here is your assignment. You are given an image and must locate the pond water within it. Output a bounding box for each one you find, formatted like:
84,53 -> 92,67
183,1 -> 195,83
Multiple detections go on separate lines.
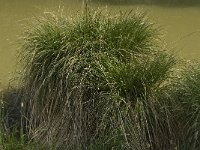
0,0 -> 200,88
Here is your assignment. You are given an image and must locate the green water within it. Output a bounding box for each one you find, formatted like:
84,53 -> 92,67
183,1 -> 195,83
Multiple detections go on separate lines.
0,0 -> 200,88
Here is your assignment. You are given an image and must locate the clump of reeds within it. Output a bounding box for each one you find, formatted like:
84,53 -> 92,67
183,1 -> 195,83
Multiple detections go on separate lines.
19,8 -> 198,149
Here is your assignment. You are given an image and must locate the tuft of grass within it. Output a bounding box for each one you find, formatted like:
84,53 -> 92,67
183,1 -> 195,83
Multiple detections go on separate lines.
19,8 -> 178,149
166,63 -> 200,149
15,7 -> 200,149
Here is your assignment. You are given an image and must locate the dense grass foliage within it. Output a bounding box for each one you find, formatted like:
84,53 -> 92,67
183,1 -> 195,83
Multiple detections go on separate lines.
0,8 -> 200,149
168,63 -> 200,149
19,9 -> 178,149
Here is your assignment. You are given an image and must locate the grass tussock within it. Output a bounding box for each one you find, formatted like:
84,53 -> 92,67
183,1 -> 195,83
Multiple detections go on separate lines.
167,63 -> 200,149
19,8 -> 177,149
0,7 -> 200,150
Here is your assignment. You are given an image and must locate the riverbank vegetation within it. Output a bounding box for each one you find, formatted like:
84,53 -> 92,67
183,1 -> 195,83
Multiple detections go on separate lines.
0,7 -> 200,149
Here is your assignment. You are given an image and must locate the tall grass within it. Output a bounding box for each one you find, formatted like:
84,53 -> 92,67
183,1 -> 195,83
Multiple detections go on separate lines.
167,63 -> 200,149
18,8 -> 181,149
0,5 -> 192,150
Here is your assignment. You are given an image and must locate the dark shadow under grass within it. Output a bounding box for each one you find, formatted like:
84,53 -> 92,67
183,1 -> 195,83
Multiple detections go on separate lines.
0,87 -> 38,149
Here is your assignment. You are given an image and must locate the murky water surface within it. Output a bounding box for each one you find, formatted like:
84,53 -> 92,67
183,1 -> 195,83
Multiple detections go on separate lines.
0,0 -> 200,88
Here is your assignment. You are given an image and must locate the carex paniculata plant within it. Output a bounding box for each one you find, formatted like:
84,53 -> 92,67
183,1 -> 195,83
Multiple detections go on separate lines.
20,8 -> 179,149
